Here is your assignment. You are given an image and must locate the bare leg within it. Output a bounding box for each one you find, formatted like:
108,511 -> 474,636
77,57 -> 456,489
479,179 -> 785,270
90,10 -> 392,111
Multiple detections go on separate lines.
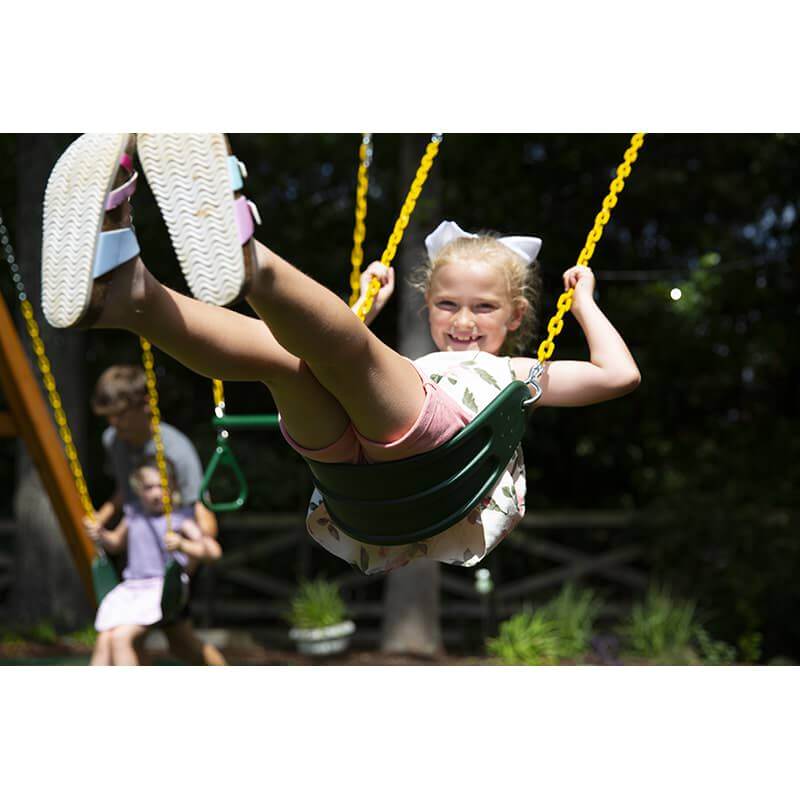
109,625 -> 148,665
93,194 -> 423,448
90,631 -> 113,665
246,241 -> 426,443
95,257 -> 350,449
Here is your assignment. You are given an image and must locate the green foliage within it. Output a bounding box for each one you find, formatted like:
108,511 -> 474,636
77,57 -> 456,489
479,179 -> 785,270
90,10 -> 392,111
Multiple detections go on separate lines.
737,632 -> 763,665
695,626 -> 737,666
487,583 -> 603,665
541,583 -> 604,660
24,622 -> 59,645
287,579 -> 348,630
486,609 -> 561,666
0,629 -> 26,646
620,586 -> 698,665
0,622 -> 59,646
64,625 -> 98,648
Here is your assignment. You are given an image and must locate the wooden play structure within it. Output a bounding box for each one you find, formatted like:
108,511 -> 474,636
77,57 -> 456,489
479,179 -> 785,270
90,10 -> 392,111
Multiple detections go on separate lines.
0,288 -> 94,601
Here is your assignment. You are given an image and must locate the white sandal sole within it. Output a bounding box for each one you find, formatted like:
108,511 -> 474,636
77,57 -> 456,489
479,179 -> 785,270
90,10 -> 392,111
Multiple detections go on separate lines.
42,133 -> 133,328
137,133 -> 246,306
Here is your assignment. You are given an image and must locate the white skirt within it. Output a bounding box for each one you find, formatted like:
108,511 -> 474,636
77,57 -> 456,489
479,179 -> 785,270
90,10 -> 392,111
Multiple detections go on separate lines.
94,577 -> 165,631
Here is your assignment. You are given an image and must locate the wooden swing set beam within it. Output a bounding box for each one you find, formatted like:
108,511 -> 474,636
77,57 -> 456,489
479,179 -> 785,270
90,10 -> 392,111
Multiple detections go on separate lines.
0,293 -> 94,601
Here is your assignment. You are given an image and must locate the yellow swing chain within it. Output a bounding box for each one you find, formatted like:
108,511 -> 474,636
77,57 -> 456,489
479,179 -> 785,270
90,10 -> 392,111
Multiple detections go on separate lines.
139,337 -> 173,533
23,300 -> 96,519
354,133 -> 443,322
349,134 -> 372,306
0,211 -> 95,520
536,133 -> 646,364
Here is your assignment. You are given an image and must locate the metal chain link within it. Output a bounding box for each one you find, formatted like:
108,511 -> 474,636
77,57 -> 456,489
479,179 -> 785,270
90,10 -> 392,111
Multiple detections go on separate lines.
139,337 -> 173,533
536,133 -> 645,364
348,134 -> 372,306
354,134 -> 443,322
0,210 -> 95,519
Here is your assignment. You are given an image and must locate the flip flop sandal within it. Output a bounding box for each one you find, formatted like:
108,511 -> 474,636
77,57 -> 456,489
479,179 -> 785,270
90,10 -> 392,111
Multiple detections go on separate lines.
136,133 -> 260,307
42,133 -> 140,328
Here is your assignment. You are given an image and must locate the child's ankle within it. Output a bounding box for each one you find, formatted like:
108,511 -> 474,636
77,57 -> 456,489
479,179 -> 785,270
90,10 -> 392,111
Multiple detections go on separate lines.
93,257 -> 148,329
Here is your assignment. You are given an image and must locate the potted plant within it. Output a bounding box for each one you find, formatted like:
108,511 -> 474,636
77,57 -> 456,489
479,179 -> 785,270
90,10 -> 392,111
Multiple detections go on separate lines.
287,579 -> 355,656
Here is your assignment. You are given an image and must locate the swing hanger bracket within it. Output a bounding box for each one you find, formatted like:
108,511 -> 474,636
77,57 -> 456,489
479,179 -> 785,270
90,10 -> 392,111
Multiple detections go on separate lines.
522,360 -> 544,407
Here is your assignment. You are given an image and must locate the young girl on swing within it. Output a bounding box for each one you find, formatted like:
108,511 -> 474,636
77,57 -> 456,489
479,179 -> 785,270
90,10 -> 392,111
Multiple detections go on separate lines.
42,133 -> 640,576
88,456 -> 221,665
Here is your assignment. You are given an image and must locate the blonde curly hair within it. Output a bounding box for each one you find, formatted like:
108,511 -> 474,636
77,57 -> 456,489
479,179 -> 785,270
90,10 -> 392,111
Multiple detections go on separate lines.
410,232 -> 542,356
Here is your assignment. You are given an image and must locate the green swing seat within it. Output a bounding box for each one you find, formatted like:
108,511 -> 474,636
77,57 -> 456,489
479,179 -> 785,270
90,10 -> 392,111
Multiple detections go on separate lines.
304,380 -> 532,546
92,554 -> 187,625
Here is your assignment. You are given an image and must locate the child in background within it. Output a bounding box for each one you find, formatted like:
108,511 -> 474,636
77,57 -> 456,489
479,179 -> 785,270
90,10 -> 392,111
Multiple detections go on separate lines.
90,364 -> 226,665
87,457 -> 221,665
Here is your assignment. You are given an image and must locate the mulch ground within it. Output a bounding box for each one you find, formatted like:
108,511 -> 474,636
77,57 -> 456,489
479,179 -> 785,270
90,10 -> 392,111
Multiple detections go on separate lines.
224,647 -> 493,666
0,640 -> 497,666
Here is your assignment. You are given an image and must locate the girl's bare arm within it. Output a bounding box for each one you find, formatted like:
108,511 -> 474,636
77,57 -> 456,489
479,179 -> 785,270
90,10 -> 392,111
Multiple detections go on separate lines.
512,266 -> 640,407
166,519 -> 222,563
85,518 -> 128,554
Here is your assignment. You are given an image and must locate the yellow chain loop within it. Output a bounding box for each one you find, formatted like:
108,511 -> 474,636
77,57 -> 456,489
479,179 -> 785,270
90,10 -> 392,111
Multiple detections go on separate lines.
140,337 -> 173,533
536,132 -> 645,364
349,134 -> 372,306
354,134 -> 443,322
212,378 -> 225,410
18,298 -> 95,519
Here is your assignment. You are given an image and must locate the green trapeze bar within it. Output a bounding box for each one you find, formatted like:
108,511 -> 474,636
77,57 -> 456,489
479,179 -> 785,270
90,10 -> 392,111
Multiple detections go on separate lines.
212,414 -> 280,430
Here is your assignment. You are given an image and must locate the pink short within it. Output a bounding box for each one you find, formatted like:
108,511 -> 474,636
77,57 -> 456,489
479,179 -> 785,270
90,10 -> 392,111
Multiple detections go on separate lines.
280,365 -> 473,465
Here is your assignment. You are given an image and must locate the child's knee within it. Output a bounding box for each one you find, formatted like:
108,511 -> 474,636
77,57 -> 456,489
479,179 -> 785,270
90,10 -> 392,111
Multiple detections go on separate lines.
110,626 -> 138,647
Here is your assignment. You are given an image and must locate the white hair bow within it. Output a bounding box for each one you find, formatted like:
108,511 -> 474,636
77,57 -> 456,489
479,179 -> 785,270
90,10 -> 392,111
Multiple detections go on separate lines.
424,220 -> 542,265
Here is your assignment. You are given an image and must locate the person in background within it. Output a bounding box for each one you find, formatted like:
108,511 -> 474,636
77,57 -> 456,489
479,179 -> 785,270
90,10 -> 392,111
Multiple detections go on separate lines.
90,364 -> 226,665
88,457 -> 220,665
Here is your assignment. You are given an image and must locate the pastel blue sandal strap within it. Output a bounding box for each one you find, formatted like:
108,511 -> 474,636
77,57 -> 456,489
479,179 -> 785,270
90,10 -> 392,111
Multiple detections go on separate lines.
228,155 -> 245,191
93,228 -> 140,279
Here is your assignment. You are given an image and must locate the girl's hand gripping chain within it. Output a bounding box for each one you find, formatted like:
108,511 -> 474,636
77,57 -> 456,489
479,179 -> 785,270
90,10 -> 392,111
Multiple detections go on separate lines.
563,265 -> 596,311
353,262 -> 395,326
84,517 -> 104,543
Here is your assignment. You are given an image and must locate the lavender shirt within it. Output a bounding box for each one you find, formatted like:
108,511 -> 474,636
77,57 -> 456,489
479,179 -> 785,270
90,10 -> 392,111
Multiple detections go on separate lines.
122,503 -> 196,580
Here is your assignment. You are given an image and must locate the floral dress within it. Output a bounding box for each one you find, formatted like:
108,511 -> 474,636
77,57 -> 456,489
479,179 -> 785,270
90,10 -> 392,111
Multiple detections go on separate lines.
305,350 -> 527,574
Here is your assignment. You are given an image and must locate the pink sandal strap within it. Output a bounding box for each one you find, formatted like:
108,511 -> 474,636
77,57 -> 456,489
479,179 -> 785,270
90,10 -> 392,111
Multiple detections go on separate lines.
234,195 -> 260,245
105,171 -> 138,211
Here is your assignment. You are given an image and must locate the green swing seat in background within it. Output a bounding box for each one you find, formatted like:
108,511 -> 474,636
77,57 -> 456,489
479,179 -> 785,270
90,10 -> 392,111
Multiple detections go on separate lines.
91,553 -> 120,605
304,380 -> 532,546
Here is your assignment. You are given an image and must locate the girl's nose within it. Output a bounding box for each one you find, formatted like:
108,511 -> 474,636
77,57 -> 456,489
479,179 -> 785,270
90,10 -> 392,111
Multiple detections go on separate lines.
452,307 -> 476,329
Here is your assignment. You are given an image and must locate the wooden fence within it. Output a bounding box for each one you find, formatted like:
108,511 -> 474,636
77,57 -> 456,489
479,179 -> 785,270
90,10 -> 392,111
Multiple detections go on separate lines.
192,510 -> 648,646
0,510 -> 648,646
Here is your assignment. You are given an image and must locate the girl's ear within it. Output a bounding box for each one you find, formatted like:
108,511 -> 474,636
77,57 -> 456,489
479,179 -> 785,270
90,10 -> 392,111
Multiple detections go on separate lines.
507,297 -> 529,332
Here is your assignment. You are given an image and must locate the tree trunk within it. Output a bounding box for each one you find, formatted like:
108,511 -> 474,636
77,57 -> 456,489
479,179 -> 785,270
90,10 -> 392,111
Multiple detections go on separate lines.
11,133 -> 92,629
381,134 -> 444,656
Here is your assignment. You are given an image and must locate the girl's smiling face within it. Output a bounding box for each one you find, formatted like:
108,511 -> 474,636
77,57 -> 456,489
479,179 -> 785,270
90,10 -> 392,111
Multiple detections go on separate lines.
426,259 -> 525,355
